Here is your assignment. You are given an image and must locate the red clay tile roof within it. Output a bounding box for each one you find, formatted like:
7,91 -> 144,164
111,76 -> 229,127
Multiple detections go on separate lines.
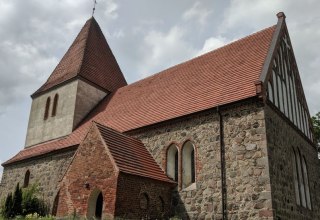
94,123 -> 174,183
3,24 -> 276,165
33,17 -> 127,96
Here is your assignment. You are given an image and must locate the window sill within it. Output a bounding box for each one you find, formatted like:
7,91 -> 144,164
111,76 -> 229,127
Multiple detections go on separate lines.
182,182 -> 197,191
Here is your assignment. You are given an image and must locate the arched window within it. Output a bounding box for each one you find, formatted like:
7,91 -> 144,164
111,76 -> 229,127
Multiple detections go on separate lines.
296,149 -> 306,207
140,193 -> 149,210
44,97 -> 51,120
302,157 -> 312,210
167,144 -> 179,181
157,196 -> 165,212
23,170 -> 30,188
292,148 -> 312,209
52,94 -> 59,117
292,149 -> 300,205
182,141 -> 196,188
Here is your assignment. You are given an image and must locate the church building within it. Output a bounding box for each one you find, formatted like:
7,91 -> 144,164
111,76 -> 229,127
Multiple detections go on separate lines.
1,12 -> 320,219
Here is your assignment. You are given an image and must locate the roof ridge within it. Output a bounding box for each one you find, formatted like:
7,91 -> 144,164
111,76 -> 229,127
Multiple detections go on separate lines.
94,121 -> 140,143
75,18 -> 94,81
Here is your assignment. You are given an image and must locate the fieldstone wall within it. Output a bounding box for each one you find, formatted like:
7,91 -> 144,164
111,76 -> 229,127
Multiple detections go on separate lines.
132,101 -> 273,220
265,104 -> 320,220
223,103 -> 273,220
132,109 -> 221,219
0,148 -> 75,209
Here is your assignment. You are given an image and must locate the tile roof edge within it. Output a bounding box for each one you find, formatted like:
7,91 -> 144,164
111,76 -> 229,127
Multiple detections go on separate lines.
119,170 -> 176,184
94,121 -> 141,144
2,144 -> 78,166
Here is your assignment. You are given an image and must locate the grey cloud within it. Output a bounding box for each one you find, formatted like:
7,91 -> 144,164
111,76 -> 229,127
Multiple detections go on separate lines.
0,0 -> 319,168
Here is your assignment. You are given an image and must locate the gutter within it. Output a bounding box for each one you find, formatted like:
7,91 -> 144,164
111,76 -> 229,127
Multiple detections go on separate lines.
217,106 -> 227,220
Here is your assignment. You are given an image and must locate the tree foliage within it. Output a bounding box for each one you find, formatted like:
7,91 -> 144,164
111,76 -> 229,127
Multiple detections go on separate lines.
3,192 -> 13,219
312,112 -> 320,144
1,183 -> 49,219
12,183 -> 22,216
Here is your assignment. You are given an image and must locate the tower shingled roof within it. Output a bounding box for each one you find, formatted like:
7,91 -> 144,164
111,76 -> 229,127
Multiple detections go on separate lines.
32,17 -> 127,97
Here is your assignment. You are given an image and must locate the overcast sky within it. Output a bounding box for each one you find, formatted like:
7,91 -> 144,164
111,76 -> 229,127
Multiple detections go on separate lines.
0,0 -> 319,179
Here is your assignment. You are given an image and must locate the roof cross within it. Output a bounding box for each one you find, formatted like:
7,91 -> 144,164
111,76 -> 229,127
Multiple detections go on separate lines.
92,0 -> 97,17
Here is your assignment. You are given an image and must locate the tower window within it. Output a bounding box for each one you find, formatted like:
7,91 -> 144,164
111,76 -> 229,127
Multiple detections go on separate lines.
44,97 -> 51,120
52,94 -> 59,117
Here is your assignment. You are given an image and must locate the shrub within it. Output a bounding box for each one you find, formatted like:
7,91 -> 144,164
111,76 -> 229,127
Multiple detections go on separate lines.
22,184 -> 49,216
0,183 -> 49,219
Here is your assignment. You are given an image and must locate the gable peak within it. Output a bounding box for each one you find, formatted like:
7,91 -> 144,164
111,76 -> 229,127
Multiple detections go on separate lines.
32,16 -> 127,97
277,12 -> 286,19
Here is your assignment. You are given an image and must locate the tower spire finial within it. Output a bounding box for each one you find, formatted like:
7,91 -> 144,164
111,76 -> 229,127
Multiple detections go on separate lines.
92,0 -> 97,17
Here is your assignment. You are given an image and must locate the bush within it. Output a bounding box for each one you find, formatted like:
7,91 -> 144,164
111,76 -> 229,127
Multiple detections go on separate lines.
1,183 -> 49,219
22,184 -> 49,216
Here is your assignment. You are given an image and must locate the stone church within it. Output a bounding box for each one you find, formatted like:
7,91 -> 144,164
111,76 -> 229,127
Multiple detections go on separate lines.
1,12 -> 319,219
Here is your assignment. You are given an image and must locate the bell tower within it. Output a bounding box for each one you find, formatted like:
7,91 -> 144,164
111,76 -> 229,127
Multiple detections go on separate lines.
25,17 -> 127,147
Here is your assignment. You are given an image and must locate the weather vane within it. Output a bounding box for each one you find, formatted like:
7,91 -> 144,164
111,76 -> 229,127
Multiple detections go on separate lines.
92,0 -> 97,17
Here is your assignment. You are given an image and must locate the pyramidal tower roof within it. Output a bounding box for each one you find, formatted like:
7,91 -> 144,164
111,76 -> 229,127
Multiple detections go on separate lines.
33,17 -> 127,97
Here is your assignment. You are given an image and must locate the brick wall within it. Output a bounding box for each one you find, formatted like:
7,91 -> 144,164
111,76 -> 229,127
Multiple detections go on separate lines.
115,173 -> 174,219
56,125 -> 118,219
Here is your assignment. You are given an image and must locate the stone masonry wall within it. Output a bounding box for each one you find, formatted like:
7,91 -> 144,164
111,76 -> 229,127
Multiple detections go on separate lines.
265,104 -> 320,220
115,173 -> 174,219
132,109 -> 221,219
0,148 -> 75,209
223,103 -> 273,220
132,101 -> 273,220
